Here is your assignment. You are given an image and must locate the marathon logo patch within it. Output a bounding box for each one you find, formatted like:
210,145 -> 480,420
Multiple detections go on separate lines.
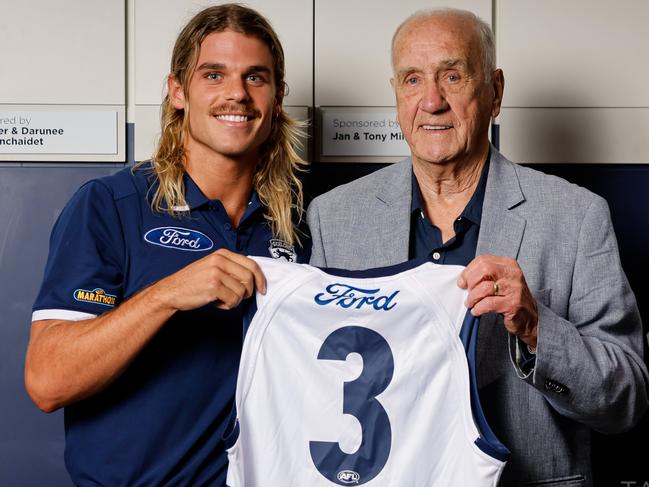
268,238 -> 297,262
74,288 -> 117,307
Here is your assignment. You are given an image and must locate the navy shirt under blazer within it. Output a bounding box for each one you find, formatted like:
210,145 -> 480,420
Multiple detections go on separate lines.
32,164 -> 308,486
409,159 -> 488,265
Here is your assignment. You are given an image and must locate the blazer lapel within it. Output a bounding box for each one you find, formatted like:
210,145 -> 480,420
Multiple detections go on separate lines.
477,148 -> 526,258
476,148 -> 527,383
372,158 -> 413,265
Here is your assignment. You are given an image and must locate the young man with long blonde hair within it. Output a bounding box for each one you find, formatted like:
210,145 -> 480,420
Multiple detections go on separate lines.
26,4 -> 308,485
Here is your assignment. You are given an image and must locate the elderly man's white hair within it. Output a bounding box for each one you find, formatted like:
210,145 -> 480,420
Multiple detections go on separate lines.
391,8 -> 496,82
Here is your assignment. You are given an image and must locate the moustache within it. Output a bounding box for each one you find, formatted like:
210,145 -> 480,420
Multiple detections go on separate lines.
209,104 -> 261,119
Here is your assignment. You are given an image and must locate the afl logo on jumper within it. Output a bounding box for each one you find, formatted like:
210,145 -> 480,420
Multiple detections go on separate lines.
337,470 -> 360,484
268,238 -> 297,262
144,227 -> 213,252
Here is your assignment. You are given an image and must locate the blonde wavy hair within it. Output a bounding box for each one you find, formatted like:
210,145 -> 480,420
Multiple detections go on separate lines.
140,3 -> 307,245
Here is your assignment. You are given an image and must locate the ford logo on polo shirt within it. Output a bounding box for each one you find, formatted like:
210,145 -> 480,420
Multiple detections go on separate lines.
144,227 -> 214,252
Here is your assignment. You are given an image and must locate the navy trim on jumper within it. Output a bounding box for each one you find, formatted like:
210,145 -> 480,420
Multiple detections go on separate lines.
320,257 -> 431,279
460,311 -> 511,462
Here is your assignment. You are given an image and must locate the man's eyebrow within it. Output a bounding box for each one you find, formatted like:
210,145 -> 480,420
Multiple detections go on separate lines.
246,65 -> 272,73
196,63 -> 227,71
395,67 -> 418,80
441,59 -> 467,69
395,59 -> 468,79
195,63 -> 272,74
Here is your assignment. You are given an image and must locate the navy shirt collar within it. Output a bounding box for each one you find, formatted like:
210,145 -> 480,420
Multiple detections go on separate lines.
183,173 -> 209,210
182,172 -> 263,221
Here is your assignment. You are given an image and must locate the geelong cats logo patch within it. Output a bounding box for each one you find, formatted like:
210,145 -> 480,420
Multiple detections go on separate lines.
268,238 -> 297,262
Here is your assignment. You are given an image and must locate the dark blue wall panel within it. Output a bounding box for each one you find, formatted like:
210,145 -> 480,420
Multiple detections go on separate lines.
1,162 -> 647,485
0,166 -> 121,486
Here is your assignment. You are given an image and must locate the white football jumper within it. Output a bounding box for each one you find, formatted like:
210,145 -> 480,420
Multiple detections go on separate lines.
226,257 -> 508,487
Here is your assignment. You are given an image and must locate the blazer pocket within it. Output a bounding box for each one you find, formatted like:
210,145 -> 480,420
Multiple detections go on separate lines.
522,474 -> 585,486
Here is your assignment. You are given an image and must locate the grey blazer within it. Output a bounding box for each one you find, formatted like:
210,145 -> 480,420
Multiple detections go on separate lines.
307,147 -> 649,486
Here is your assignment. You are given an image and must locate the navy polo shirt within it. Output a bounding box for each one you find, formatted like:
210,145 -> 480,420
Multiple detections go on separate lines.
409,160 -> 489,264
32,164 -> 308,486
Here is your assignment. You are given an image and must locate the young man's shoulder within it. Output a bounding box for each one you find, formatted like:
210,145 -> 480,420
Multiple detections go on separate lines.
74,163 -> 153,205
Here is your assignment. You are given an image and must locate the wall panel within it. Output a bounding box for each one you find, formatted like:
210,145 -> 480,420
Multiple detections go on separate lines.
496,0 -> 649,164
499,108 -> 649,164
497,0 -> 649,107
0,1 -> 124,105
0,1 -> 125,162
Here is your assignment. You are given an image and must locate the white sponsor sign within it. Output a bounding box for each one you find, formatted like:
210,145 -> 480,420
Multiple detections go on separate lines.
0,110 -> 117,154
321,108 -> 410,157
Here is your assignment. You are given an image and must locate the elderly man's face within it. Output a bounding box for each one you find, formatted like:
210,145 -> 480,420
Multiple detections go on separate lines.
391,16 -> 503,169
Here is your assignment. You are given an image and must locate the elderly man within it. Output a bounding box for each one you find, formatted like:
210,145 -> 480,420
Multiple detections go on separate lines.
25,4 -> 307,486
307,8 -> 648,486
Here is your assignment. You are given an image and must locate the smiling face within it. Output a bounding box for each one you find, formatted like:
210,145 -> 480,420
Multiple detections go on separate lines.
169,30 -> 279,167
391,14 -> 503,170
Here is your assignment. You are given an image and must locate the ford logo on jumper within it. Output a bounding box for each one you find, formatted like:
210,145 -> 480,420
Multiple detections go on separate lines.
144,227 -> 214,252
314,283 -> 399,311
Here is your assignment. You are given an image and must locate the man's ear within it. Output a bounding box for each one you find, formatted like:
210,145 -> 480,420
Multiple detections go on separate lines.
274,83 -> 286,116
491,69 -> 505,118
168,75 -> 185,110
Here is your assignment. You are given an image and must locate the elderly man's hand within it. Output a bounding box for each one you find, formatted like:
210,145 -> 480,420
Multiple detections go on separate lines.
458,255 -> 538,349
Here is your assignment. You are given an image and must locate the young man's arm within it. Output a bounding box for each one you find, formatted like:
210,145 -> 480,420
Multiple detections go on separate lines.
25,249 -> 265,412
